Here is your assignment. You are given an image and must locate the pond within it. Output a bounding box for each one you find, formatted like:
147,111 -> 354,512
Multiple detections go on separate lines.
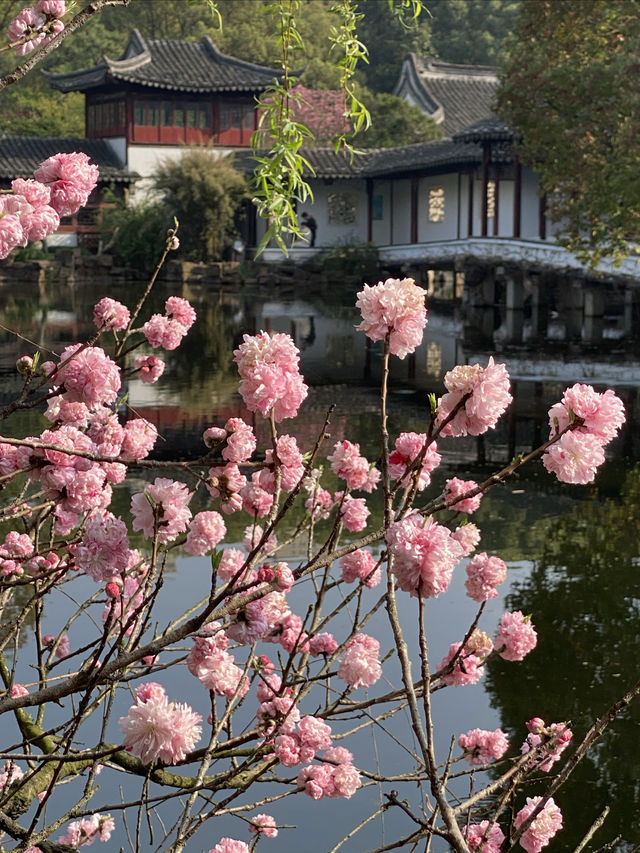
0,274 -> 638,852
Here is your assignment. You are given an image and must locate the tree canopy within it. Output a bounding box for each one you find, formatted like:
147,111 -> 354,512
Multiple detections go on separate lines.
152,150 -> 248,261
496,0 -> 640,265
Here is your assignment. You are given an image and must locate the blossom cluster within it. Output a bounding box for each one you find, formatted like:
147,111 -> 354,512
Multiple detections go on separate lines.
543,383 -> 625,484
0,151 -> 97,259
356,277 -> 427,358
8,0 -> 65,56
233,331 -> 308,421
119,682 -> 202,765
58,813 -> 114,849
457,727 -> 509,765
521,716 -> 572,772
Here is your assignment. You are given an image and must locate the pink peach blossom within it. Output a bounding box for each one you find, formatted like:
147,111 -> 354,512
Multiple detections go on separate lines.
437,642 -> 485,686
495,611 -> 537,661
389,432 -> 441,490
338,633 -> 382,688
514,797 -> 563,853
436,357 -> 512,437
339,495 -> 370,532
130,478 -> 192,543
234,331 -> 308,421
142,314 -> 187,350
134,354 -> 165,384
340,548 -> 381,587
184,511 -> 226,556
386,514 -> 462,598
458,727 -> 509,765
8,7 -> 45,55
548,383 -> 625,444
465,552 -> 507,601
249,814 -> 278,838
34,152 -> 98,217
462,821 -> 505,853
165,296 -> 196,329
445,477 -> 482,514
119,684 -> 201,765
356,277 -> 427,358
542,431 -> 606,484
93,297 -> 130,331
56,344 -> 121,407
328,440 -> 379,492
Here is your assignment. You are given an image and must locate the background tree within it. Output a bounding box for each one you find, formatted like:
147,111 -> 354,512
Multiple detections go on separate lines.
427,0 -> 520,65
152,150 -> 248,261
354,0 -> 432,92
357,91 -> 441,147
496,0 -> 640,265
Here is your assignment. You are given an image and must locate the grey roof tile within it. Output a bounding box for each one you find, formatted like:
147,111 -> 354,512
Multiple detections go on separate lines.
0,136 -> 138,183
46,29 -> 281,94
235,138 -> 481,180
453,114 -> 513,143
394,54 -> 499,137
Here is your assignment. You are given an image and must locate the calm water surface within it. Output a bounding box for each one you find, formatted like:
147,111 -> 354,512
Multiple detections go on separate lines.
1,277 -> 639,851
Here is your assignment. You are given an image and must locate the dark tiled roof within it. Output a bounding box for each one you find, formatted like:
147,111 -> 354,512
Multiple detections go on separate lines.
365,139 -> 481,176
453,114 -> 513,143
45,29 -> 281,94
0,136 -> 138,183
235,138 -> 481,180
394,54 -> 499,137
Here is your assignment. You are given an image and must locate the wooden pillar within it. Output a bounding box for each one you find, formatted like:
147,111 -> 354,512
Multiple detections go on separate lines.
410,177 -> 418,244
366,179 -> 373,244
467,172 -> 474,237
513,156 -> 521,238
538,193 -> 547,240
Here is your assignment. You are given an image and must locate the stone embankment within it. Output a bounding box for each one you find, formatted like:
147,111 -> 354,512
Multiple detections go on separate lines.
0,252 -> 366,291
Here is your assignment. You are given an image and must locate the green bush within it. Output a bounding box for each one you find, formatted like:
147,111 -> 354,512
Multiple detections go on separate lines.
100,201 -> 170,275
153,150 -> 248,262
311,240 -> 379,281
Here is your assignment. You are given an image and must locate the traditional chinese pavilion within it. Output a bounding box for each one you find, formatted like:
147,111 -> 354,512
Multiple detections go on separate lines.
45,29 -> 280,187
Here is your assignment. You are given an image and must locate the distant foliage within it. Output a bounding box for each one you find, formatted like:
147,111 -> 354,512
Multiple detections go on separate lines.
100,201 -> 170,274
358,92 -> 442,148
497,0 -> 640,265
355,0 -> 432,92
428,0 -> 520,66
153,150 -> 248,262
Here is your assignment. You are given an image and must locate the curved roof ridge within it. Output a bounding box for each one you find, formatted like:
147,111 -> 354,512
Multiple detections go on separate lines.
200,35 -> 280,76
105,28 -> 151,72
418,56 -> 498,78
393,53 -> 444,121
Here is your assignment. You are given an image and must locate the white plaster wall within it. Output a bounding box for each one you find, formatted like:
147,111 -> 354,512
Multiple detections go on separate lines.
126,145 -> 235,202
498,180 -> 514,237
392,179 -> 411,244
302,179 -> 368,247
417,173 -> 459,242
370,180 -> 392,246
520,168 -> 540,240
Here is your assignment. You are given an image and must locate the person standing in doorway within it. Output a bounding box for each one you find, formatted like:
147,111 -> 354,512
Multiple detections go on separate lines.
301,211 -> 317,247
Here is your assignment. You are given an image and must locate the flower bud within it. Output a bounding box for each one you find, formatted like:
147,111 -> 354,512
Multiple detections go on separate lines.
16,355 -> 34,375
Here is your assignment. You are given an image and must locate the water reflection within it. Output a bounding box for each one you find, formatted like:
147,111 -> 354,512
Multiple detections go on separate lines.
485,465 -> 640,850
2,276 -> 640,849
